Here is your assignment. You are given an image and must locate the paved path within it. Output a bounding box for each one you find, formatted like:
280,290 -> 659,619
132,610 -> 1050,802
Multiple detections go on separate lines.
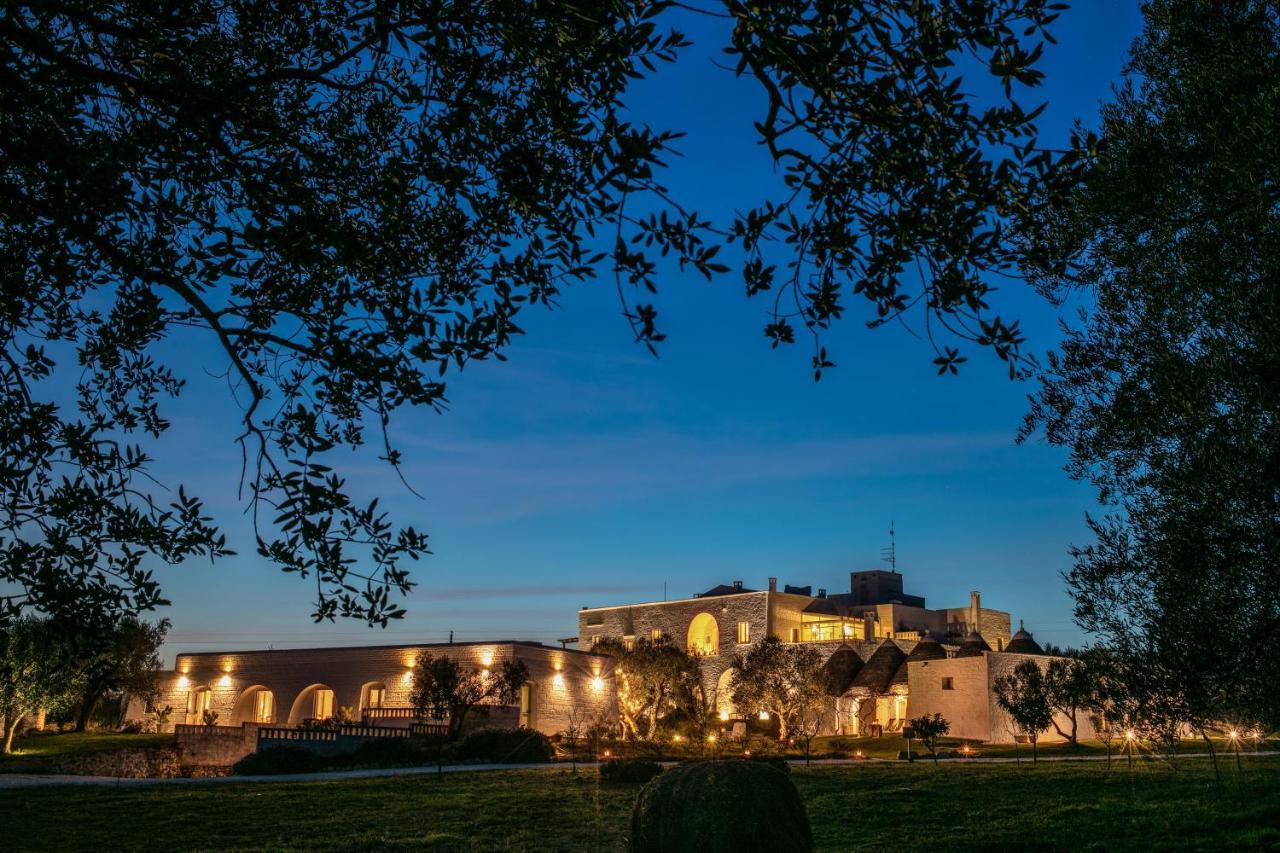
2,751 -> 1274,790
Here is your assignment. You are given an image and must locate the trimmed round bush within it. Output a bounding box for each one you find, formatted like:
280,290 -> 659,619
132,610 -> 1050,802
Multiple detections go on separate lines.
630,760 -> 812,853
232,745 -> 324,776
600,758 -> 663,784
455,727 -> 554,764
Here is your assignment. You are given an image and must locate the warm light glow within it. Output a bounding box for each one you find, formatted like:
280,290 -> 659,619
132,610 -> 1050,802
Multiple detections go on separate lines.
403,670 -> 413,684
552,673 -> 565,688
743,750 -> 751,757
480,650 -> 494,667
718,710 -> 729,721
591,676 -> 604,692
603,750 -> 611,758
176,676 -> 189,689
481,668 -> 491,680
1229,729 -> 1239,740
219,674 -> 232,688
706,734 -> 716,743
673,734 -> 683,742
855,750 -> 863,758
1125,729 -> 1136,741
758,711 -> 769,720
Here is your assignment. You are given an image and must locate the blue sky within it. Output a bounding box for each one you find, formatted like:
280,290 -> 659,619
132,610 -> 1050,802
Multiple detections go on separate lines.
149,2 -> 1146,663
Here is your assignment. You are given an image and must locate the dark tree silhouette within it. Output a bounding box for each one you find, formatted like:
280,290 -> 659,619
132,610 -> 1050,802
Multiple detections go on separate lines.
2,0 -> 1084,626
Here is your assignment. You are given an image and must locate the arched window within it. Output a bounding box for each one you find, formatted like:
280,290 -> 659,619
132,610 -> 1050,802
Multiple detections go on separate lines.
360,681 -> 387,713
715,668 -> 737,720
288,684 -> 337,725
231,686 -> 276,724
687,612 -> 719,657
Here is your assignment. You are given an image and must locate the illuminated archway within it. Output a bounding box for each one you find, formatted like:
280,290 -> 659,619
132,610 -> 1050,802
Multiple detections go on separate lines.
687,612 -> 719,657
359,681 -> 388,714
288,684 -> 336,725
232,685 -> 276,724
186,686 -> 213,725
715,668 -> 737,720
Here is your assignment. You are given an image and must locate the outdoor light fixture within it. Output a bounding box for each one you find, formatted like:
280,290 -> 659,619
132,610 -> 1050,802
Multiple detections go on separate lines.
1125,729 -> 1136,741
1229,729 -> 1239,740
481,668 -> 491,680
480,651 -> 494,667
603,750 -> 611,758
718,710 -> 729,721
591,676 -> 604,691
177,676 -> 189,689
553,673 -> 565,688
403,670 -> 413,683
706,734 -> 716,743
758,711 -> 769,720
219,674 -> 232,687
673,734 -> 683,742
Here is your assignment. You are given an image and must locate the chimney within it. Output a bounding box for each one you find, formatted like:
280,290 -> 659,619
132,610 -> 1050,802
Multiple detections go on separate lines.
768,577 -> 777,593
817,588 -> 827,598
970,591 -> 981,634
733,580 -> 743,590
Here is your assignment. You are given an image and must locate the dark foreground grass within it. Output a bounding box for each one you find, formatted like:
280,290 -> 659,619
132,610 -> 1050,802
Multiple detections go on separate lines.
1,731 -> 174,766
7,758 -> 1279,852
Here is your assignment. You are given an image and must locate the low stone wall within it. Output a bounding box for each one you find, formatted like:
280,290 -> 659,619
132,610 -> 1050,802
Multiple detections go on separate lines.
50,746 -> 182,779
175,723 -> 259,767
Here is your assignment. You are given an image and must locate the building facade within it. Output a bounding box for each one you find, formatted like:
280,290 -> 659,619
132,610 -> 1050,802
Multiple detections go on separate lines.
151,640 -> 614,737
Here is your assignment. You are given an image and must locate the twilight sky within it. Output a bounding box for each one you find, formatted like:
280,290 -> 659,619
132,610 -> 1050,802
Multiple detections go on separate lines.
148,2 -> 1145,664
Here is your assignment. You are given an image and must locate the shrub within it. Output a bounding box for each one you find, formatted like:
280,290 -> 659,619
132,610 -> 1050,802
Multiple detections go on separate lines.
327,737 -> 444,770
747,753 -> 790,774
232,746 -> 324,776
631,759 -> 812,853
119,720 -> 145,734
600,758 -> 663,784
455,727 -> 554,764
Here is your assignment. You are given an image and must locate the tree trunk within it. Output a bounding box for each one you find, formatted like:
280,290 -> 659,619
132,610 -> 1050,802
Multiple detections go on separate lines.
1200,729 -> 1219,780
3,717 -> 20,754
776,712 -> 788,743
1031,736 -> 1038,763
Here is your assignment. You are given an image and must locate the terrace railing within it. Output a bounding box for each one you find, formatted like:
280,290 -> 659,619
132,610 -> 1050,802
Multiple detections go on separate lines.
175,723 -> 246,738
257,727 -> 337,742
364,707 -> 416,720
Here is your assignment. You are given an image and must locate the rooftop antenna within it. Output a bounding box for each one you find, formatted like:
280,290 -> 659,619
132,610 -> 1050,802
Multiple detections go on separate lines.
881,521 -> 897,573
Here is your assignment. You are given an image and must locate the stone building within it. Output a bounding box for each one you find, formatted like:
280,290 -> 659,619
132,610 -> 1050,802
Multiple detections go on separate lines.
577,570 -> 1086,743
150,640 -> 614,737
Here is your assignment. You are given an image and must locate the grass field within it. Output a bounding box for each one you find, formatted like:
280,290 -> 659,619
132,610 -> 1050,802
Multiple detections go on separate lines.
1,731 -> 174,766
7,757 -> 1279,851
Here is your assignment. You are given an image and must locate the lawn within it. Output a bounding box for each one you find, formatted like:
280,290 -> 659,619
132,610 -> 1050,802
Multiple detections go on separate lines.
8,757 -> 1279,851
1,731 -> 174,770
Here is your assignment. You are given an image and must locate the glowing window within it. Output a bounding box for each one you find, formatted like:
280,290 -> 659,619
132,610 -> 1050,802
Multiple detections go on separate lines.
650,629 -> 663,641
623,635 -> 635,651
736,622 -> 750,643
254,690 -> 275,722
313,688 -> 335,719
367,687 -> 385,709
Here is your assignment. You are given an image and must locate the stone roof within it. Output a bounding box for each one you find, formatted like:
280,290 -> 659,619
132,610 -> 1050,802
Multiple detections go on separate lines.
891,635 -> 948,685
848,640 -> 907,695
954,630 -> 992,658
822,645 -> 865,696
1004,621 -> 1044,655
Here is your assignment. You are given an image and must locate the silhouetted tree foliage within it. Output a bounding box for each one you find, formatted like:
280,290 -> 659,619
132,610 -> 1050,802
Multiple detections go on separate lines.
1020,0 -> 1280,732
409,652 -> 528,741
68,616 -> 168,732
1,0 -> 1085,626
908,711 -> 950,764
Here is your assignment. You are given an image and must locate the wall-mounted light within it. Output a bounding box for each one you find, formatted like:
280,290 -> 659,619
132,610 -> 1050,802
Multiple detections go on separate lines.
552,673 -> 565,688
177,676 -> 190,689
718,710 -> 729,722
480,650 -> 494,667
591,676 -> 604,692
219,674 -> 232,688
481,668 -> 491,680
758,710 -> 769,720
402,670 -> 413,684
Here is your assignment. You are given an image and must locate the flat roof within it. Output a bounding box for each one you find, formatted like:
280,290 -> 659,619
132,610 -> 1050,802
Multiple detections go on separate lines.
174,639 -> 606,661
579,589 -> 768,613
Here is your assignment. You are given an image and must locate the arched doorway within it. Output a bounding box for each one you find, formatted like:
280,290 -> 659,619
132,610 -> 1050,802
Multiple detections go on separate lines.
687,612 -> 719,657
359,681 -> 387,714
232,686 -> 276,724
185,686 -> 213,725
715,668 -> 737,720
288,684 -> 336,725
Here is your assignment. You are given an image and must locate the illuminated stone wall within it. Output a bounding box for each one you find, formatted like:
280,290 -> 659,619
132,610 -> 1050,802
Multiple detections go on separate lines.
153,641 -> 615,737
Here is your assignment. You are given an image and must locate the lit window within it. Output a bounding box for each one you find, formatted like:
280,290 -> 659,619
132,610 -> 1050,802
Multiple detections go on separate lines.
367,687 -> 385,709
623,635 -> 635,651
737,622 -> 750,643
650,629 -> 662,641
942,677 -> 954,691
254,690 -> 275,723
313,688 -> 335,719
